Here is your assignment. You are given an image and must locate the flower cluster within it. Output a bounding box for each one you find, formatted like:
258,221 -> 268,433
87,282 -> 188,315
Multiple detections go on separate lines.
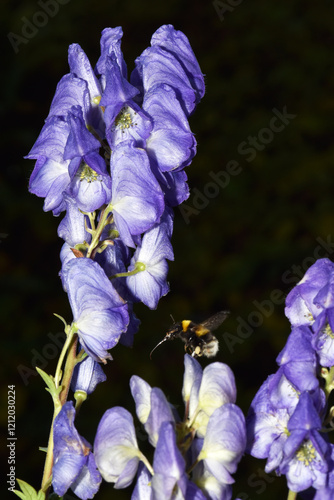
25,24 -> 205,363
71,354 -> 244,500
247,258 -> 334,498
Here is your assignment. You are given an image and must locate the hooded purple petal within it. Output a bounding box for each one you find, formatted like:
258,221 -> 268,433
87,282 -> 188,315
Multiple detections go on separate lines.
66,257 -> 129,362
110,142 -> 164,248
94,406 -> 140,488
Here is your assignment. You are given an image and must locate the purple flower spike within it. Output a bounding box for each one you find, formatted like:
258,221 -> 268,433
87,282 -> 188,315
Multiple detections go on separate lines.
52,402 -> 101,499
66,257 -> 129,362
94,407 -> 141,488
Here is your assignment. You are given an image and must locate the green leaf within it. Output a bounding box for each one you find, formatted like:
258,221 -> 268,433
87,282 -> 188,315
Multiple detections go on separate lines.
13,479 -> 45,500
36,367 -> 56,393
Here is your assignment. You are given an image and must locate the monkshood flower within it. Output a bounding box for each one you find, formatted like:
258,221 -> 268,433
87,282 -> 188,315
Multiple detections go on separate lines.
27,24 -> 205,326
52,401 -> 101,499
285,258 -> 334,367
126,212 -> 174,309
143,84 -> 197,173
277,392 -> 330,492
71,355 -> 106,395
275,325 -> 319,392
65,257 -> 129,362
109,141 -> 164,248
94,407 -> 142,488
26,23 -> 204,216
94,355 -> 246,498
131,24 -> 205,116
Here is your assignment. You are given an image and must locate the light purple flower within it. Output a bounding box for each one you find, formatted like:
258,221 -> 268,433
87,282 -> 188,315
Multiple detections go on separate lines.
276,326 -> 319,392
279,392 -> 330,492
198,404 -> 246,485
131,24 -> 204,116
71,355 -> 106,395
151,421 -> 187,500
66,257 -> 129,362
126,216 -> 174,309
52,402 -> 101,499
143,84 -> 196,172
110,142 -> 164,248
94,406 -> 141,488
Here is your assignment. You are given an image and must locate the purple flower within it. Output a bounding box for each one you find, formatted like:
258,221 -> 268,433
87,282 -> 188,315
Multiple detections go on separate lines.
131,464 -> 153,500
150,25 -> 205,109
151,421 -> 187,499
110,142 -> 164,248
52,402 -> 101,499
130,375 -> 175,447
63,106 -> 112,212
57,193 -> 91,247
26,116 -> 71,215
197,404 -> 246,486
68,44 -> 104,134
94,406 -> 141,488
276,326 -> 319,392
66,257 -> 129,362
47,73 -> 91,122
96,26 -> 126,80
71,356 -> 106,395
285,258 -> 334,328
279,392 -> 330,492
143,84 -> 196,172
189,360 -> 237,438
131,25 -> 204,116
126,215 -> 174,309
99,54 -> 140,140
246,375 -> 293,472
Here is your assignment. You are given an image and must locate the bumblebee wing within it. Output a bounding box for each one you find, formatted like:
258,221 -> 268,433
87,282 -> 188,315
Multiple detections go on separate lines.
201,311 -> 229,331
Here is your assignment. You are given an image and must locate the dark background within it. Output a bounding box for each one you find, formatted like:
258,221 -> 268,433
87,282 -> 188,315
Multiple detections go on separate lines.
2,1 -> 334,499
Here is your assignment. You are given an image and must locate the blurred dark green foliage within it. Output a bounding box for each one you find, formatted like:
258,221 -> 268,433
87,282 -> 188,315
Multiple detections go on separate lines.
2,0 -> 334,498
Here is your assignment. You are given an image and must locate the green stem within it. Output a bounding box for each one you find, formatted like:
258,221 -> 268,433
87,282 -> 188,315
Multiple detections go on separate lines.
41,409 -> 58,493
86,205 -> 113,258
41,330 -> 78,494
323,365 -> 334,398
59,334 -> 78,406
287,490 -> 297,500
54,325 -> 76,389
110,262 -> 146,280
139,451 -> 154,476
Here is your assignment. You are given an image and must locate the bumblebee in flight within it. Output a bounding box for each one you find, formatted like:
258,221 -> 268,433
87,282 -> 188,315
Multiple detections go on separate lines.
150,311 -> 229,359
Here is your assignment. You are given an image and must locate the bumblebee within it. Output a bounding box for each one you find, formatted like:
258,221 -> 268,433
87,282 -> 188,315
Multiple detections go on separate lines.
150,311 -> 229,359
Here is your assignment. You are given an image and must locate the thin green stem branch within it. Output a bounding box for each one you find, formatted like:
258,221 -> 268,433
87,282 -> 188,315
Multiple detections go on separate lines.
287,489 -> 297,500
